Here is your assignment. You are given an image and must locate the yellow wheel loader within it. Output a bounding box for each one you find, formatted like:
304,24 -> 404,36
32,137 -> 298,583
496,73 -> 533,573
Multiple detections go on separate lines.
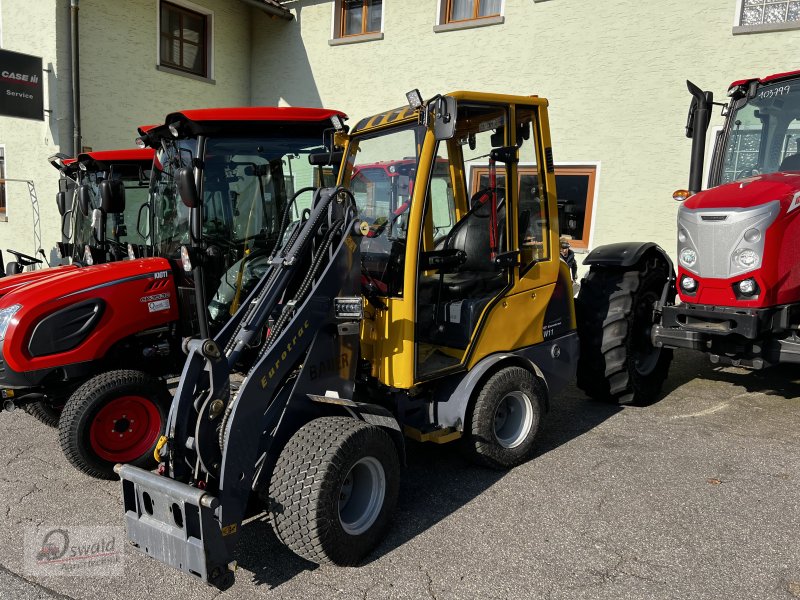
116,91 -> 672,588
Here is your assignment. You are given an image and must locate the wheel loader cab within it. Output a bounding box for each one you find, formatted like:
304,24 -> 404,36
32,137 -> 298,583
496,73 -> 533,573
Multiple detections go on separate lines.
343,92 -> 572,389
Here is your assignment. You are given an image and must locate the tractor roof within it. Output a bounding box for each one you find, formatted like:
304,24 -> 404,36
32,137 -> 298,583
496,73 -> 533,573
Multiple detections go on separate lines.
729,68 -> 800,90
76,148 -> 155,172
139,107 -> 347,142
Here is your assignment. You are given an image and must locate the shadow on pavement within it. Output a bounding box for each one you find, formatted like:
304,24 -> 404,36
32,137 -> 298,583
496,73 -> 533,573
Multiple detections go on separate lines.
233,385 -> 620,587
660,348 -> 800,400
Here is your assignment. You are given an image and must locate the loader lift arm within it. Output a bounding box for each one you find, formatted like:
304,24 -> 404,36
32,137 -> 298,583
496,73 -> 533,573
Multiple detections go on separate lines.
117,185 -> 374,587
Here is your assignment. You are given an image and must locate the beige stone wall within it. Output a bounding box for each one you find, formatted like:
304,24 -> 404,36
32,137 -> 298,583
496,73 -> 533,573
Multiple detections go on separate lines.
78,0 -> 253,150
250,0 -> 800,268
0,0 -> 71,264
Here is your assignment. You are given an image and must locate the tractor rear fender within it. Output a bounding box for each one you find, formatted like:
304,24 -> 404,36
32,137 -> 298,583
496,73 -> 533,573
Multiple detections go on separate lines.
434,349 -> 560,431
583,242 -> 674,271
583,242 -> 676,307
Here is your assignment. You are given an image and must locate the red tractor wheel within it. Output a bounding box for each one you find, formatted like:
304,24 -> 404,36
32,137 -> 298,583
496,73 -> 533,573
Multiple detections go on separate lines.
58,370 -> 170,479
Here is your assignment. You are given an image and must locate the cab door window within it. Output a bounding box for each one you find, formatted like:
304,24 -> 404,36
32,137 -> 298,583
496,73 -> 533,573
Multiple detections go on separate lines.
415,105 -> 510,379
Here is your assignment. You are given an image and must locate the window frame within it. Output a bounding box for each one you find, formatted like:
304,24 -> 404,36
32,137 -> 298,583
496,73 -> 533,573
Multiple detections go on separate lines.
156,0 -> 214,81
733,0 -> 800,34
469,162 -> 600,251
330,0 -> 384,45
435,0 -> 504,32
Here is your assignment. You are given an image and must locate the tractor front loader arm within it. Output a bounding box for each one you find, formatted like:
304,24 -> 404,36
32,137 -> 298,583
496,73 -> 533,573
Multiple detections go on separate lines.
117,187 -> 365,588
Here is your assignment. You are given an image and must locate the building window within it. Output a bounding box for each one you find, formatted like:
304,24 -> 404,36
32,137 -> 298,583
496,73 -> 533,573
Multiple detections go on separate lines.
339,0 -> 382,37
470,164 -> 598,250
159,1 -> 210,78
445,0 -> 501,23
0,146 -> 6,218
734,0 -> 800,33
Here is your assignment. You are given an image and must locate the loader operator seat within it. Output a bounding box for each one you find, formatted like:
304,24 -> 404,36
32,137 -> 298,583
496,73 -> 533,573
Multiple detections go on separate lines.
438,189 -> 506,296
779,153 -> 800,172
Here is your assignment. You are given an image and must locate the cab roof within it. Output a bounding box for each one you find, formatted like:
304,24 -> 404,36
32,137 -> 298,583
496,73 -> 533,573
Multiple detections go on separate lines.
139,107 -> 347,142
77,148 -> 155,172
729,68 -> 800,90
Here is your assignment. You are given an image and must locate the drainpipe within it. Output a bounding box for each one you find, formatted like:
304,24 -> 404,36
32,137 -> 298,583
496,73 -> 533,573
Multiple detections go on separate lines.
70,0 -> 81,157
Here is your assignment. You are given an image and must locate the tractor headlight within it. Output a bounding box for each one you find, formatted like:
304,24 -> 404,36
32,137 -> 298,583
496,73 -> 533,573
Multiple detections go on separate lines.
180,245 -> 193,272
0,304 -> 21,342
734,248 -> 759,269
680,247 -> 697,268
737,278 -> 757,295
84,245 -> 94,266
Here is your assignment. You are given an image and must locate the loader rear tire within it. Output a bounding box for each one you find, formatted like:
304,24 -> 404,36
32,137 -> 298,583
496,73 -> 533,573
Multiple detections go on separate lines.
576,259 -> 672,405
269,417 -> 400,565
58,370 -> 169,479
23,400 -> 63,428
464,366 -> 544,469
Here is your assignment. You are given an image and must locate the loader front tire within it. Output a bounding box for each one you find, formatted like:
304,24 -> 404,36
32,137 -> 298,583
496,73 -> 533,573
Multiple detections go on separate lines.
576,259 -> 672,405
269,417 -> 400,565
58,370 -> 169,479
464,366 -> 544,469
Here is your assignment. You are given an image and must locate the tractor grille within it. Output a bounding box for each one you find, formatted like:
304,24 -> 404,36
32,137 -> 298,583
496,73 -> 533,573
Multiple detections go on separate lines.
677,200 -> 780,279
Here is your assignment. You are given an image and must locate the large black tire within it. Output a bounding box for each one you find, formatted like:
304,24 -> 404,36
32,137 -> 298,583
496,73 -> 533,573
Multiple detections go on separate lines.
463,366 -> 545,469
269,417 -> 400,565
576,258 -> 673,405
23,400 -> 63,428
58,370 -> 169,479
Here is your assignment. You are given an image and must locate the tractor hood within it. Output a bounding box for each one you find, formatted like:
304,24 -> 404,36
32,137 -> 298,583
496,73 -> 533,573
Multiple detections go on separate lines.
684,172 -> 800,212
0,265 -> 78,299
0,258 -> 172,310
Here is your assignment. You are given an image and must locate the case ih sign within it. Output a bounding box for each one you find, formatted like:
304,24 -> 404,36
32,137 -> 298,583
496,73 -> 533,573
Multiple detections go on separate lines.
0,49 -> 44,121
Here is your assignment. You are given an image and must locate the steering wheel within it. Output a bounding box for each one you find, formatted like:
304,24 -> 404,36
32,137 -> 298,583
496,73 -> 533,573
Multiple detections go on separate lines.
736,168 -> 760,179
7,249 -> 43,266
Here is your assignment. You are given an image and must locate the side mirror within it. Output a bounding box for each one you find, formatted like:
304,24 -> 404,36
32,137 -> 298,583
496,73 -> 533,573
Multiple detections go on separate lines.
56,191 -> 68,216
176,166 -> 199,208
309,150 -> 344,166
433,95 -> 457,141
100,179 -> 125,213
78,184 -> 92,217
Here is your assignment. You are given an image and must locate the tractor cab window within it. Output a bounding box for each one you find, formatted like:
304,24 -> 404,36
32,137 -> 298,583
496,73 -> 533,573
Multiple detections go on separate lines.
106,163 -> 151,251
201,136 -> 328,327
416,104 -> 511,378
719,80 -> 800,184
151,139 -> 198,258
347,123 -> 426,297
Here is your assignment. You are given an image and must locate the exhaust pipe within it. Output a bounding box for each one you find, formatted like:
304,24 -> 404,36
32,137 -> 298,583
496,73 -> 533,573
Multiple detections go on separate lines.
686,80 -> 713,195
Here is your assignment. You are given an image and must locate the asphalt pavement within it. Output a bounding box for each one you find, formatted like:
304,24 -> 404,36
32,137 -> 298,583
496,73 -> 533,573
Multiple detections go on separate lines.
0,349 -> 798,600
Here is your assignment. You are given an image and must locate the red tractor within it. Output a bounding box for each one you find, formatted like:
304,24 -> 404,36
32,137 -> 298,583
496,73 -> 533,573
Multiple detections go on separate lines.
0,107 -> 346,478
645,70 -> 800,370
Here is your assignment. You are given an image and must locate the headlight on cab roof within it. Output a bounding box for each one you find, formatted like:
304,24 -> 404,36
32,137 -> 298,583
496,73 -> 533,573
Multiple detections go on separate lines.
0,304 -> 22,342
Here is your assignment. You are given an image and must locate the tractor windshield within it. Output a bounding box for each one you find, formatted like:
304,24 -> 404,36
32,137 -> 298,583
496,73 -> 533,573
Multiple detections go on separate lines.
69,167 -> 151,262
151,136 -> 327,258
346,123 -> 427,296
718,78 -> 800,185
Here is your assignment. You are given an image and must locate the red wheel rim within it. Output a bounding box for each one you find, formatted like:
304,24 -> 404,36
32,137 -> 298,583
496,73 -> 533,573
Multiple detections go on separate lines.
88,395 -> 162,463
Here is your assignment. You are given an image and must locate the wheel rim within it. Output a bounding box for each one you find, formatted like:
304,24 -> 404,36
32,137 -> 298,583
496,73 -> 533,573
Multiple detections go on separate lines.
88,395 -> 162,463
338,456 -> 386,536
633,288 -> 661,376
493,391 -> 534,449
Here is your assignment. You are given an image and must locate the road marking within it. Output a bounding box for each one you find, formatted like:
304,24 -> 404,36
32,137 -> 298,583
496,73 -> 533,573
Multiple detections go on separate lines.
670,402 -> 730,419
